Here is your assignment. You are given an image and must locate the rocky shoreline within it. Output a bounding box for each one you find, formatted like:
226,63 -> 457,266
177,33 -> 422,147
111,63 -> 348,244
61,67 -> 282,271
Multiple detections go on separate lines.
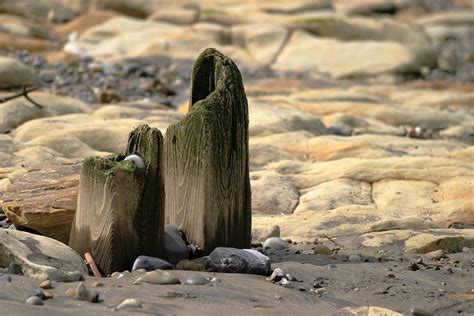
0,0 -> 473,315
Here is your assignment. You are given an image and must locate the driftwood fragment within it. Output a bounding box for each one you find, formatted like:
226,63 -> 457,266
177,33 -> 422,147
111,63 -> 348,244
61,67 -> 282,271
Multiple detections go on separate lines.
164,48 -> 251,254
69,124 -> 164,275
84,252 -> 102,278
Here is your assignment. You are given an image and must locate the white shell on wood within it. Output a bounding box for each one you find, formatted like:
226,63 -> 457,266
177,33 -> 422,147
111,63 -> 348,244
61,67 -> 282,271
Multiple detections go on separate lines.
124,154 -> 146,171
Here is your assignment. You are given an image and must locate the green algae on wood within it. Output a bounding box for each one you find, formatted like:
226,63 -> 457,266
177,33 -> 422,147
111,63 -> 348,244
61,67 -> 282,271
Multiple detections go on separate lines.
164,48 -> 251,254
69,124 -> 165,275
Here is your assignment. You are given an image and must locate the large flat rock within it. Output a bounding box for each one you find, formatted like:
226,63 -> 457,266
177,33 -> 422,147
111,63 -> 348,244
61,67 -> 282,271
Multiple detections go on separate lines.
1,163 -> 80,243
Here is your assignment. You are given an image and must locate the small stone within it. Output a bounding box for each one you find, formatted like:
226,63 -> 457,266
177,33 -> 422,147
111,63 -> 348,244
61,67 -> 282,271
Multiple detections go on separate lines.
110,272 -> 120,278
75,282 -> 90,301
324,264 -> 337,269
132,255 -> 173,272
210,277 -> 221,283
353,287 -> 359,292
25,296 -> 43,305
43,291 -> 54,300
7,263 -> 22,275
313,245 -> 332,255
314,288 -> 326,295
185,275 -> 208,285
441,282 -> 446,286
416,258 -> 424,265
263,237 -> 289,252
279,277 -> 291,288
386,273 -> 396,278
92,282 -> 104,288
270,268 -> 285,282
33,289 -> 46,300
40,280 -> 52,289
64,288 -> 76,297
134,269 -> 181,285
116,298 -> 142,310
0,275 -> 12,282
348,254 -> 361,262
183,261 -> 202,271
462,247 -> 471,253
164,224 -> 189,264
425,249 -> 445,260
90,292 -> 100,303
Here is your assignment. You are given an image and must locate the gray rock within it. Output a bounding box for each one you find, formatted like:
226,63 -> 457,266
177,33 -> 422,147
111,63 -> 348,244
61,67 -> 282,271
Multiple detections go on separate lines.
325,264 -> 337,269
75,282 -> 90,301
116,298 -> 142,310
25,296 -> 43,305
313,245 -> 332,255
7,262 -> 22,275
0,230 -> 87,281
270,268 -> 285,282
348,254 -> 361,262
164,224 -> 189,264
90,292 -> 100,303
263,237 -> 289,252
185,275 -> 208,285
132,255 -> 173,272
134,269 -> 181,285
33,289 -> 46,300
0,274 -> 12,282
207,247 -> 271,275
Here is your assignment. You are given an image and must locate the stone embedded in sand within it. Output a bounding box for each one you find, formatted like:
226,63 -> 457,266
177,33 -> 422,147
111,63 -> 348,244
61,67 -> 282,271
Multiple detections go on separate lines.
134,269 -> 181,285
132,256 -> 173,272
185,275 -> 208,285
116,298 -> 142,310
0,230 -> 87,282
313,245 -> 332,255
25,296 -> 43,305
270,268 -> 285,282
207,247 -> 271,275
263,237 -> 289,252
39,279 -> 52,289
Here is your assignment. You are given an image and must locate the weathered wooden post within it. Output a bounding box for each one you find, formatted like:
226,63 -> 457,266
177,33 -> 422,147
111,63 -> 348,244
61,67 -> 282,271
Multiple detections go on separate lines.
164,48 -> 251,254
69,124 -> 164,275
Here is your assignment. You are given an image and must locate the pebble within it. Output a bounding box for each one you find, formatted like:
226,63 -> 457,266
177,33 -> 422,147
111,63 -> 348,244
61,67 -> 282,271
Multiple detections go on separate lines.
124,155 -> 146,171
25,296 -> 43,305
92,282 -> 104,287
75,282 -> 90,301
313,245 -> 332,255
185,275 -> 208,285
425,249 -> 445,260
324,264 -> 337,269
210,277 -> 221,283
116,298 -> 142,310
176,259 -> 204,271
33,289 -> 46,300
7,263 -> 22,275
270,268 -> 285,282
132,255 -> 173,272
279,277 -> 291,288
263,237 -> 289,252
386,273 -> 396,278
134,269 -> 181,285
40,280 -> 52,289
314,288 -> 326,295
348,254 -> 361,262
462,247 -> 471,253
408,263 -> 421,271
164,224 -> 189,264
65,288 -> 76,297
43,291 -> 54,300
0,275 -> 12,282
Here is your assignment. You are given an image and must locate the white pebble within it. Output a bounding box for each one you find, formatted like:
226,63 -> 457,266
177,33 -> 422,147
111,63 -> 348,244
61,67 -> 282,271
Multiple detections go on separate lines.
116,298 -> 142,310
124,154 -> 146,171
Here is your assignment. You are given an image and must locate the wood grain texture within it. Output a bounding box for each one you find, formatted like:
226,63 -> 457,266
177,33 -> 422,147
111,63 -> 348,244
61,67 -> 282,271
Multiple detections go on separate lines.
164,48 -> 251,254
69,124 -> 164,275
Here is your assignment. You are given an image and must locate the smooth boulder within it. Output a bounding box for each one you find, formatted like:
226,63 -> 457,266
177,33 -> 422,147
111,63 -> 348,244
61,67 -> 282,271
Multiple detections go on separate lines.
207,247 -> 271,275
0,230 -> 87,281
